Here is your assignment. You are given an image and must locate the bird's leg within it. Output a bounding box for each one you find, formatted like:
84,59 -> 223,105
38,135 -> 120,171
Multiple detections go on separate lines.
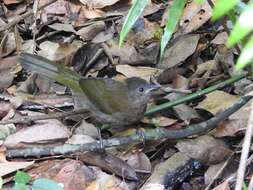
136,128 -> 146,148
95,124 -> 110,152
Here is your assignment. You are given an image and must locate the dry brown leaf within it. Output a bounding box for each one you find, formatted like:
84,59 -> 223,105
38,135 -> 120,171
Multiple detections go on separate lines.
53,160 -> 95,190
142,116 -> 177,127
124,18 -> 160,46
178,0 -> 214,35
82,7 -> 105,19
74,120 -> 99,138
40,0 -> 68,22
48,23 -> 76,33
141,152 -> 190,189
193,60 -> 221,78
213,180 -> 230,190
1,32 -> 16,56
79,0 -> 120,9
211,32 -> 229,45
172,74 -> 189,89
79,151 -> 138,181
197,91 -> 239,115
38,41 -> 82,62
3,0 -> 23,5
0,161 -> 34,177
212,119 -> 247,137
4,119 -> 70,148
116,65 -> 160,81
77,21 -> 106,41
204,162 -> 225,185
157,34 -> 200,69
0,101 -> 15,120
176,135 -> 232,164
86,169 -> 124,190
126,152 -> 151,173
230,99 -> 252,120
66,134 -> 95,144
108,40 -> 138,64
165,93 -> 200,122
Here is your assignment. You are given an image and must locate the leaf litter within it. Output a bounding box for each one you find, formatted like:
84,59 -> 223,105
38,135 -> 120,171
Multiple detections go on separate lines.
0,0 -> 252,189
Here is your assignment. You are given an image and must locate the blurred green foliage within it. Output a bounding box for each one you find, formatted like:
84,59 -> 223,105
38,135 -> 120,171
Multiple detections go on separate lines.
12,171 -> 63,190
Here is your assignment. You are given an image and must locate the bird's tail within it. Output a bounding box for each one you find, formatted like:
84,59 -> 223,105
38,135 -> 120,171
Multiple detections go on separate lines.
19,53 -> 83,92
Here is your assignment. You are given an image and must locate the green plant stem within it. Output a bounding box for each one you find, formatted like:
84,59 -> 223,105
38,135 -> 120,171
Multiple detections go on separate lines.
145,73 -> 247,116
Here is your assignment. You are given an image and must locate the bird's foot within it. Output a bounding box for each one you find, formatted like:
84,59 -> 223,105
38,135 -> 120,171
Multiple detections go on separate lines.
95,127 -> 105,153
136,128 -> 146,147
95,124 -> 111,153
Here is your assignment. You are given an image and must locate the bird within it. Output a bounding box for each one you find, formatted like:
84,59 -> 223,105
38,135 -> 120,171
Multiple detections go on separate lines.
19,53 -> 160,127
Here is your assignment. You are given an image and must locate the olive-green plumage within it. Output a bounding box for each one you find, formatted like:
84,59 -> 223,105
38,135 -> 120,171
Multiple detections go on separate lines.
19,53 -> 160,126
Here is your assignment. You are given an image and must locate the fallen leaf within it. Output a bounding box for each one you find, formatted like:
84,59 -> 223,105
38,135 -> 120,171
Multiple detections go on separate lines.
48,23 -> 76,33
0,161 -> 34,177
3,0 -> 23,5
157,34 -> 200,69
0,56 -> 21,90
213,119 -> 247,137
176,135 -> 232,164
4,119 -> 70,148
178,0 -> 214,35
213,180 -> 230,190
66,134 -> 95,145
53,160 -> 96,190
141,152 -> 190,189
116,65 -> 161,81
197,91 -> 239,115
126,152 -> 151,173
142,116 -> 177,127
79,0 -> 120,9
211,32 -> 229,45
74,120 -> 99,139
79,151 -> 138,181
193,60 -> 221,78
76,21 -> 105,41
204,162 -> 225,185
86,171 -> 124,190
108,40 -> 139,64
38,40 -> 82,63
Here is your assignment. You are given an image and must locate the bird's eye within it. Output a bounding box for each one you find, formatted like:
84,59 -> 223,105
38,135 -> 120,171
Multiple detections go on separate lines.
138,87 -> 144,92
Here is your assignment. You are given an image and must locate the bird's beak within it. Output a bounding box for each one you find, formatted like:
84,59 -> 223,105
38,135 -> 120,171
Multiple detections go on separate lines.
145,84 -> 161,94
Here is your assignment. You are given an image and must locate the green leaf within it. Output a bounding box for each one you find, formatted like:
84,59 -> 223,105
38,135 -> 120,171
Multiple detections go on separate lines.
194,0 -> 205,3
236,35 -> 253,69
119,0 -> 149,46
212,0 -> 240,20
14,171 -> 31,185
12,183 -> 27,190
32,178 -> 63,190
160,0 -> 186,59
227,2 -> 253,47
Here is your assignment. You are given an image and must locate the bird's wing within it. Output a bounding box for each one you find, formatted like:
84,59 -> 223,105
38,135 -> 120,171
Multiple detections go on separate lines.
79,78 -> 130,114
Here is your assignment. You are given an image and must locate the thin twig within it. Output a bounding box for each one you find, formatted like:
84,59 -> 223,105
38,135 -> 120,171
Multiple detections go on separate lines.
0,0 -> 57,32
7,95 -> 252,158
0,108 -> 88,125
235,101 -> 253,190
145,73 -> 247,115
